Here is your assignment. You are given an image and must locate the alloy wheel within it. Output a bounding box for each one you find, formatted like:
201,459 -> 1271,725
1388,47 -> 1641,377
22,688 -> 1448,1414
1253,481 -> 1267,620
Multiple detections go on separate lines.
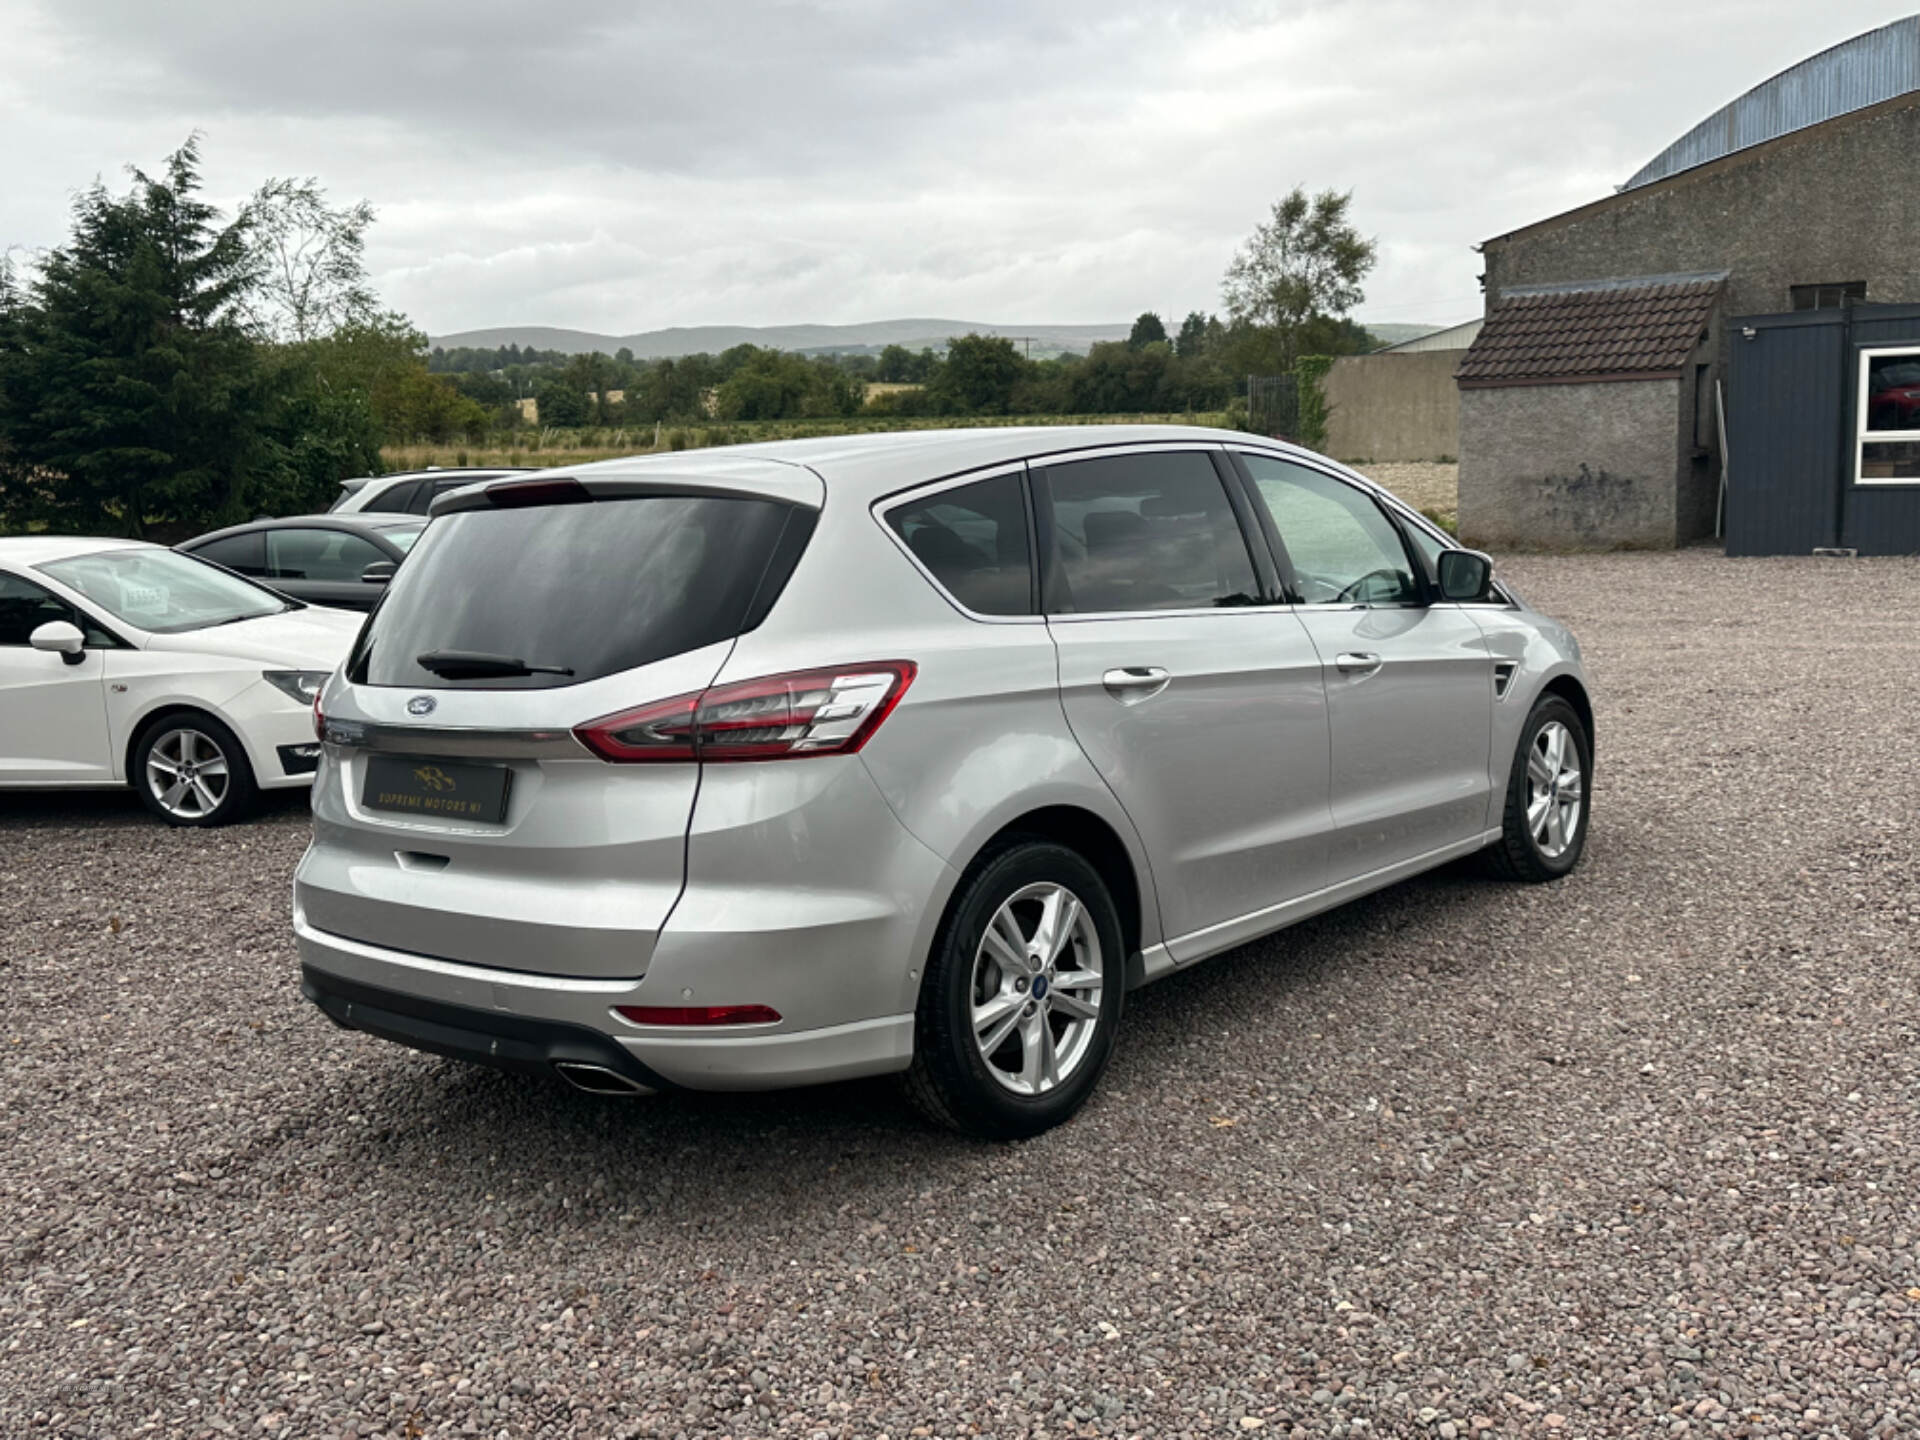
970,882 -> 1104,1096
1526,719 -> 1584,859
145,728 -> 232,821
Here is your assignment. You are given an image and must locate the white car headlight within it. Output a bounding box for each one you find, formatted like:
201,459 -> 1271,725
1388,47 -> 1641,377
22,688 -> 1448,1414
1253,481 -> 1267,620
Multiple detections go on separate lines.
263,670 -> 331,705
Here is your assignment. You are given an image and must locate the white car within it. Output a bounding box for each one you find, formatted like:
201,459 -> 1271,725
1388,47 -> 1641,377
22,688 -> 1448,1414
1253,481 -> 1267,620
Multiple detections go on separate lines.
0,538 -> 362,825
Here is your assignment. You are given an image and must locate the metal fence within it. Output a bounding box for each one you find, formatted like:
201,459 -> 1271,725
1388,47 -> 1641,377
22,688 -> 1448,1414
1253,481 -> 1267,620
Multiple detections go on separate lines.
1246,374 -> 1300,439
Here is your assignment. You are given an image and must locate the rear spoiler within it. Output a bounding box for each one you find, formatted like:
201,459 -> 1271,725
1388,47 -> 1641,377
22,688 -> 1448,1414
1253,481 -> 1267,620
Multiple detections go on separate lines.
429,459 -> 825,518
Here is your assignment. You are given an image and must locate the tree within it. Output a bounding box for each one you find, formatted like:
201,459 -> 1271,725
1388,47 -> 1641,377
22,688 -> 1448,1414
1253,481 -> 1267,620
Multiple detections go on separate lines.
1221,188 -> 1376,367
1127,312 -> 1167,349
1174,311 -> 1216,357
930,334 -> 1027,414
243,177 -> 377,342
0,139 -> 268,537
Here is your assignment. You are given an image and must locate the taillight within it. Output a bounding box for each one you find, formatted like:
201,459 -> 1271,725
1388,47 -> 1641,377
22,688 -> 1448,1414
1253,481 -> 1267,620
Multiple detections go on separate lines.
575,661 -> 915,764
312,691 -> 325,742
613,1003 -> 782,1026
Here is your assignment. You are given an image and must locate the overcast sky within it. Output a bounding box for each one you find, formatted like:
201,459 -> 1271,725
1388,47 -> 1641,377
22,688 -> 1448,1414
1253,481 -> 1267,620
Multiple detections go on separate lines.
1,1 -> 1911,338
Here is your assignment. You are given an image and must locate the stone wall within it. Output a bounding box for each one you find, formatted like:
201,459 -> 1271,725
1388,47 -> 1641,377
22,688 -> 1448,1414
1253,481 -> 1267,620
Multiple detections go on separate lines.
1459,379 -> 1684,549
1321,351 -> 1461,462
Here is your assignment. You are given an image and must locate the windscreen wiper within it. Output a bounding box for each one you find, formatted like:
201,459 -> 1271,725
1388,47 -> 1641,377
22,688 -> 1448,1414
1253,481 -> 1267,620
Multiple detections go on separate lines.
414,649 -> 575,679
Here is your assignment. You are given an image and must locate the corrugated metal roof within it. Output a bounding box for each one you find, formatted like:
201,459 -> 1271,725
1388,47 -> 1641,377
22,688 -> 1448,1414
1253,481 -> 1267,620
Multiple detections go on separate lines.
1626,15 -> 1920,189
1378,318 -> 1483,353
1456,276 -> 1723,387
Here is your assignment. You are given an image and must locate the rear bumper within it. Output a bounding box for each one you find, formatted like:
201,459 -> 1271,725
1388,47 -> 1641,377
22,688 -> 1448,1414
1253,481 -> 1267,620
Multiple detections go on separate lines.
294,913 -> 915,1091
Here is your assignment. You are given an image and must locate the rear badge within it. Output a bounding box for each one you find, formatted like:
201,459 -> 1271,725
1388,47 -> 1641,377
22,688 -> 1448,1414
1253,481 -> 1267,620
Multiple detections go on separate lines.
407,695 -> 437,717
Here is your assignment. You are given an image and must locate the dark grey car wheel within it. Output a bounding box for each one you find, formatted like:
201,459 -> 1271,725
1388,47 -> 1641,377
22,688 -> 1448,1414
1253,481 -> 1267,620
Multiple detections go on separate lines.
132,714 -> 259,827
902,839 -> 1125,1139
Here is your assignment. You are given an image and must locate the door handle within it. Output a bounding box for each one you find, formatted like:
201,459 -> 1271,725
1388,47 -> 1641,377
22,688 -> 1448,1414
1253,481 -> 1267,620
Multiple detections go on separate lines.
1335,652 -> 1383,674
1102,666 -> 1170,701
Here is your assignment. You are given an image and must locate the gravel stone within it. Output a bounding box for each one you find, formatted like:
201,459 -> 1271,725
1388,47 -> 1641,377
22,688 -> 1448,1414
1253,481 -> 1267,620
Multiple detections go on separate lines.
4,549 -> 1920,1438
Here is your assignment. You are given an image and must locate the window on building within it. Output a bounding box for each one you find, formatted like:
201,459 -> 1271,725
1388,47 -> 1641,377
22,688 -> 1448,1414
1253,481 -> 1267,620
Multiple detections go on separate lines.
1856,347 -> 1920,484
1790,282 -> 1866,311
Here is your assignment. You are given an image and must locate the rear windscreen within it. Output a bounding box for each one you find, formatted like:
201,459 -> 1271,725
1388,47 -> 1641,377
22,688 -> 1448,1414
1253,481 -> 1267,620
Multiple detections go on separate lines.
348,494 -> 807,689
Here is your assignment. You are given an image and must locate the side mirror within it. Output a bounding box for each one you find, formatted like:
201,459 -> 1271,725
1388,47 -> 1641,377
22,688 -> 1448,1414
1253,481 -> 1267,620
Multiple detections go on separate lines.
30,619 -> 88,665
361,561 -> 397,585
1436,548 -> 1494,603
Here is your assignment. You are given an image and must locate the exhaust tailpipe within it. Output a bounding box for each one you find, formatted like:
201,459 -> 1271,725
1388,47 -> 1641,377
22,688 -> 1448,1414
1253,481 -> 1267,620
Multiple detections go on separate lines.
554,1061 -> 653,1096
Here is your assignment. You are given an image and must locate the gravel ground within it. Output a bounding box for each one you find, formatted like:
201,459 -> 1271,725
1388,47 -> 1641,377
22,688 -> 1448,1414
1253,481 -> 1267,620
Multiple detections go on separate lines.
4,549 -> 1919,1440
1351,464 -> 1457,526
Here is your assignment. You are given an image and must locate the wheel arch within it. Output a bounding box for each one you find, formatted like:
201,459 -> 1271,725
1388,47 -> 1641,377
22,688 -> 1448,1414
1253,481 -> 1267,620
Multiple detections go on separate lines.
1538,672 -> 1595,769
123,702 -> 249,785
960,804 -> 1148,987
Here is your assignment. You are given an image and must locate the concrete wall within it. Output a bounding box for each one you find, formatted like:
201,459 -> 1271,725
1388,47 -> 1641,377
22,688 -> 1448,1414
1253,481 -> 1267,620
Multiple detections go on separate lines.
1459,379 -> 1686,549
1482,97 -> 1920,317
1321,351 -> 1461,462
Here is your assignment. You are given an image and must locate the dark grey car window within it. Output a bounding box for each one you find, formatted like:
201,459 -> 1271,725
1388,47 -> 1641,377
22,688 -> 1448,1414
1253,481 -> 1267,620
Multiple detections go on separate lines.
267,529 -> 387,583
1240,454 -> 1419,607
1034,452 -> 1257,614
189,532 -> 268,576
349,495 -> 803,689
886,472 -> 1032,616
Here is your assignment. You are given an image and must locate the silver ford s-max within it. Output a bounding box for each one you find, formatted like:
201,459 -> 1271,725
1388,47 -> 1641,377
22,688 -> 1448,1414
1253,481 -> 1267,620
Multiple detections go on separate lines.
296,426 -> 1591,1137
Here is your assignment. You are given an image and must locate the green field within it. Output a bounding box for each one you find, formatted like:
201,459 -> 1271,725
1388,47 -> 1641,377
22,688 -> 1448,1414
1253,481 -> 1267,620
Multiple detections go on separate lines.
381,412 -> 1236,472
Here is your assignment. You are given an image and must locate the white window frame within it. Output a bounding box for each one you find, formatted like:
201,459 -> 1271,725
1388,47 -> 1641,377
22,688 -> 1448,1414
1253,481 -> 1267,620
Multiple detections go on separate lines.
1855,345 -> 1920,486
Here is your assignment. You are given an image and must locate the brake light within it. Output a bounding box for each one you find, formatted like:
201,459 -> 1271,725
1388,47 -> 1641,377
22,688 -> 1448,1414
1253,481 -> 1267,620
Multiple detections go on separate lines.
613,1004 -> 782,1026
574,661 -> 916,763
485,477 -> 590,508
312,690 -> 325,742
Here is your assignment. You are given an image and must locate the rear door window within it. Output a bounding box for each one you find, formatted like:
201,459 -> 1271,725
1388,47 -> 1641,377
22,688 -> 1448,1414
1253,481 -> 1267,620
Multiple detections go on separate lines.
361,480 -> 420,514
885,472 -> 1032,616
349,494 -> 808,689
1032,451 -> 1258,614
189,532 -> 268,576
267,529 -> 387,582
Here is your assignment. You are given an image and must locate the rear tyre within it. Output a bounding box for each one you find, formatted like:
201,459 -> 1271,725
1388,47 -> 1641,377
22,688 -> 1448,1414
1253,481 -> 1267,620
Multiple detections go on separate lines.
902,839 -> 1125,1140
1485,693 -> 1590,882
132,713 -> 259,828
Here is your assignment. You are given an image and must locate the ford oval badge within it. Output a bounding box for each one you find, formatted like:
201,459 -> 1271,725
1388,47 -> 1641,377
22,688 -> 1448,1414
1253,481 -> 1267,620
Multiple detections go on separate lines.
407,695 -> 437,717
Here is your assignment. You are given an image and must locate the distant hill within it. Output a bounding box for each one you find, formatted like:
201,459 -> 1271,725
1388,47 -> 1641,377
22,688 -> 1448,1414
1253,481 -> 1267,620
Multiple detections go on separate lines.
428,317 -> 1458,361
429,319 -> 1133,360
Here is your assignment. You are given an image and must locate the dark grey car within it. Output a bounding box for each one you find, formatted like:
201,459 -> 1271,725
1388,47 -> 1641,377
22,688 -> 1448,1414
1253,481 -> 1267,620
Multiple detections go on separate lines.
178,515 -> 425,612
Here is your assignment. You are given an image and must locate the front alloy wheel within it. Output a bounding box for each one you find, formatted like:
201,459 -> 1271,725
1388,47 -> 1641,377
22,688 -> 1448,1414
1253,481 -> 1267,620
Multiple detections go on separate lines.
1487,694 -> 1591,881
133,715 -> 259,827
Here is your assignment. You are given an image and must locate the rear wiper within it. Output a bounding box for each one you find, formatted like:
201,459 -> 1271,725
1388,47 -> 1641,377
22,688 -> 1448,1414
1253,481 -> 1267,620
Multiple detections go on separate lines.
415,649 -> 575,679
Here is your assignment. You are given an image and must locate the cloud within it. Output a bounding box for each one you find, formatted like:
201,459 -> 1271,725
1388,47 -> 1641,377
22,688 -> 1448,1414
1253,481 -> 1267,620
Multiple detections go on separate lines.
0,0 -> 1907,334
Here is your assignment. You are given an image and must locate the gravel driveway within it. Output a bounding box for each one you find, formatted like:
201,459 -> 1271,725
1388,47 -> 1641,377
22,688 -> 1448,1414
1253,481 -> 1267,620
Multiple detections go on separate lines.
5,549 -> 1919,1439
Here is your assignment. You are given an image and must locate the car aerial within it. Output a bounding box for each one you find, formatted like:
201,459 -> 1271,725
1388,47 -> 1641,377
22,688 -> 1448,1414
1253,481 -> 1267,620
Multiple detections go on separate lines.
329,467 -> 536,516
295,425 -> 1593,1138
177,514 -> 427,612
0,539 -> 362,826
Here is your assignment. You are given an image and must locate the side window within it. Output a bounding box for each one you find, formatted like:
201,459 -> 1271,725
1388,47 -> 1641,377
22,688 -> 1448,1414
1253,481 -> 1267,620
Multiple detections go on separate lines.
1239,454 -> 1419,607
1035,452 -> 1258,614
189,532 -> 268,576
267,529 -> 387,583
361,480 -> 419,514
886,472 -> 1033,616
0,572 -> 111,647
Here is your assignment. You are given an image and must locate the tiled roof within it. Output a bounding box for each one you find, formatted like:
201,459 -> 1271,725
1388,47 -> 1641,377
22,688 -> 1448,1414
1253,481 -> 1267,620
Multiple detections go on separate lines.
1455,276 -> 1723,386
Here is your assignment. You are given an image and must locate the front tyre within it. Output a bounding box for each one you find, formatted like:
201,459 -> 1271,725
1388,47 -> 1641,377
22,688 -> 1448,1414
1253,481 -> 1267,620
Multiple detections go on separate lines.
132,714 -> 259,827
1486,693 -> 1590,882
902,839 -> 1125,1139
